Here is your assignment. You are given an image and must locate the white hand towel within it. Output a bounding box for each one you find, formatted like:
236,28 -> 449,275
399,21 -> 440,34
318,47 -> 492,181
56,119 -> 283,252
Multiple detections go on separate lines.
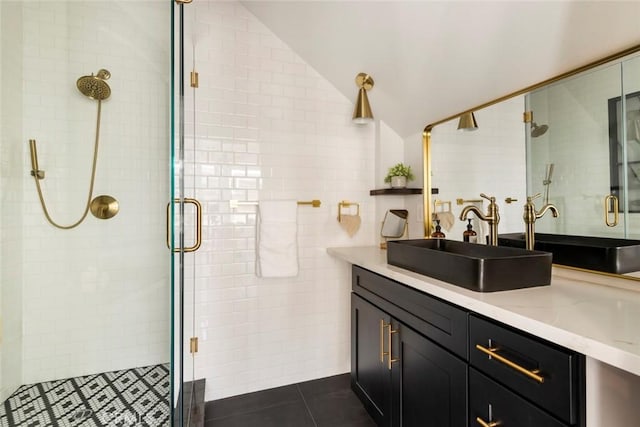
256,200 -> 298,278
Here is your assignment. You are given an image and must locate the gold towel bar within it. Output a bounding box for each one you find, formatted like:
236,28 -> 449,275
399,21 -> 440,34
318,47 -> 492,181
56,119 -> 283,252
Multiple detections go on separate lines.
434,199 -> 452,212
229,199 -> 321,209
457,198 -> 483,205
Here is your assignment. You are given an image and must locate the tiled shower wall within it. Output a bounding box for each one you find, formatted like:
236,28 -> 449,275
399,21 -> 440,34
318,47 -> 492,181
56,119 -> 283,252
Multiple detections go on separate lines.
0,1 -> 25,403
180,1 -> 377,400
1,1 -> 171,388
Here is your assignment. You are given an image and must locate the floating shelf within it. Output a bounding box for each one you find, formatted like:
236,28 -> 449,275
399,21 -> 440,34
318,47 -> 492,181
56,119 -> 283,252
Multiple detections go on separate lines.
369,188 -> 424,196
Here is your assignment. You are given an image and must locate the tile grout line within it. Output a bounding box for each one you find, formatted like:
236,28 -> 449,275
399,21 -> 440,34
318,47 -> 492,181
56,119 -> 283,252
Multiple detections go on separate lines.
296,384 -> 318,427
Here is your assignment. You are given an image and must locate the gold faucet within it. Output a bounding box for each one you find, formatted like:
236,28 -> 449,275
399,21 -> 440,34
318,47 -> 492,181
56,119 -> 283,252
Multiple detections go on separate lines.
523,193 -> 559,250
459,193 -> 500,245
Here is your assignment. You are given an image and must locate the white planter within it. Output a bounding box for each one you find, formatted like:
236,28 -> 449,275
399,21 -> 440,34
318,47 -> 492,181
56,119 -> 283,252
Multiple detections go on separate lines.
390,176 -> 407,188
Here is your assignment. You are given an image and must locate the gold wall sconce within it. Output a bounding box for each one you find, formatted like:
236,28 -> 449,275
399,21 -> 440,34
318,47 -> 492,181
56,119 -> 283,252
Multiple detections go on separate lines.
352,73 -> 374,124
457,112 -> 478,131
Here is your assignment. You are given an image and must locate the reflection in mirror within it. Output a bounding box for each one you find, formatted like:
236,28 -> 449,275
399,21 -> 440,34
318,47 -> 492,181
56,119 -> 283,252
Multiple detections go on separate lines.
380,209 -> 408,249
425,46 -> 640,279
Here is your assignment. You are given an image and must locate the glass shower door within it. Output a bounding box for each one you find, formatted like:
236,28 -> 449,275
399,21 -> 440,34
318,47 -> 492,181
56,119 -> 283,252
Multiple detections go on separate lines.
172,1 -> 203,425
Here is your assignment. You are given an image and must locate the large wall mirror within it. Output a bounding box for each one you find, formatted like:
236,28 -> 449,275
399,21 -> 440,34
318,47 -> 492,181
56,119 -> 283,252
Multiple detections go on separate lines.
423,45 -> 640,280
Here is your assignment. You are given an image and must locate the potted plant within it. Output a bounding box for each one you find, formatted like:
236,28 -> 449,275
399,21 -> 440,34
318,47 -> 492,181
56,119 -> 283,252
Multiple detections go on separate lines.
384,163 -> 414,188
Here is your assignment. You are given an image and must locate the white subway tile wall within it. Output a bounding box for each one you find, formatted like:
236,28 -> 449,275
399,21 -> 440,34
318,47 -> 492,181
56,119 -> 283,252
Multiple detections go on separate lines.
12,1 -> 171,385
179,1 -> 376,400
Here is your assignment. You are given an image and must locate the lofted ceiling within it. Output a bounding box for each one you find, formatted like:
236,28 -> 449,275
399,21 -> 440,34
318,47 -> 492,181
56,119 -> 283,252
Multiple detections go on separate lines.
242,1 -> 640,138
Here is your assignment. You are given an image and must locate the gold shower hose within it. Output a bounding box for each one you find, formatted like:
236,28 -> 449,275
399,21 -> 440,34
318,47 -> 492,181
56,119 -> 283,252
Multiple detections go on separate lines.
31,100 -> 103,229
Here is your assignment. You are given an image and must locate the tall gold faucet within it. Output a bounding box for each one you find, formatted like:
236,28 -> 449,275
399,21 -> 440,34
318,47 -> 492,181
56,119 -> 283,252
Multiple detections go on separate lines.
459,193 -> 500,245
523,193 -> 559,250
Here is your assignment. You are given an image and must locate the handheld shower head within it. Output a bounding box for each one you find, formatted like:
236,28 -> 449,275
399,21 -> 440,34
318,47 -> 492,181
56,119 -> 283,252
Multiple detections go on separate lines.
531,122 -> 549,138
77,69 -> 111,101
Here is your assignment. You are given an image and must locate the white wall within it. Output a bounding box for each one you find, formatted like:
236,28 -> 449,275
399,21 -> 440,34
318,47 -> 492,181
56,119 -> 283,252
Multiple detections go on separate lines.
180,0 -> 378,400
1,1 -> 171,387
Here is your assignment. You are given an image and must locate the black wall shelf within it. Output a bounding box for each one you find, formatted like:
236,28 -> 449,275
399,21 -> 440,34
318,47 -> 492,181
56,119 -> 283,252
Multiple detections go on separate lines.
369,188 -> 423,196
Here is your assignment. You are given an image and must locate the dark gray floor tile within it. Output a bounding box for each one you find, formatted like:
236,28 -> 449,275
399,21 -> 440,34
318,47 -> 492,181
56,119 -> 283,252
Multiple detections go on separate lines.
204,400 -> 315,427
297,373 -> 351,398
303,387 -> 376,427
205,384 -> 301,420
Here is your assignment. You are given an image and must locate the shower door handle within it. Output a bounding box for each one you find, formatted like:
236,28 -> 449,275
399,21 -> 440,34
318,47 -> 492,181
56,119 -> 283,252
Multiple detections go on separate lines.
604,195 -> 619,227
166,198 -> 202,252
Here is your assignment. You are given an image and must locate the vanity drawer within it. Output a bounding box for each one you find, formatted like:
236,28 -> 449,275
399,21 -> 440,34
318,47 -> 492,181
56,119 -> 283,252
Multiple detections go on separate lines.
469,315 -> 583,425
352,266 -> 468,359
469,368 -> 568,427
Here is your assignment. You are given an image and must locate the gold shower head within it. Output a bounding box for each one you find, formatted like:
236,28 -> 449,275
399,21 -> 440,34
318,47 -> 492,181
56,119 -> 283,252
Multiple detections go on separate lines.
77,69 -> 111,101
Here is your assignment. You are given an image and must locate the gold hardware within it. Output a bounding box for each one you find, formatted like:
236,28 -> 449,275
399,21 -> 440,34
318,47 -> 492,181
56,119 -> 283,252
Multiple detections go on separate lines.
434,199 -> 452,213
523,193 -> 559,250
190,71 -> 199,88
29,139 -> 45,179
229,199 -> 321,209
190,337 -> 198,354
457,198 -> 483,205
338,200 -> 360,222
166,198 -> 203,253
353,73 -> 374,123
604,195 -> 619,227
298,199 -> 321,207
504,197 -> 518,204
523,111 -> 533,123
386,324 -> 399,370
175,0 -> 193,4
476,417 -> 501,427
475,344 -> 544,383
459,194 -> 500,246
90,195 -> 119,220
29,69 -> 111,230
380,320 -> 386,363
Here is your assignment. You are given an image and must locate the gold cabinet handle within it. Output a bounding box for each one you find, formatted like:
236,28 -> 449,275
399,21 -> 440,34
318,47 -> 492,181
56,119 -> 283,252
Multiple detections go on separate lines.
604,195 -> 619,227
166,198 -> 202,253
386,324 -> 399,370
380,319 -> 386,363
475,344 -> 544,383
476,416 -> 500,427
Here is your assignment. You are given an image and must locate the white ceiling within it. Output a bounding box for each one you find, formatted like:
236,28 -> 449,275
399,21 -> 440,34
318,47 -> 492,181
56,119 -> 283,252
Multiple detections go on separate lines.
242,1 -> 640,138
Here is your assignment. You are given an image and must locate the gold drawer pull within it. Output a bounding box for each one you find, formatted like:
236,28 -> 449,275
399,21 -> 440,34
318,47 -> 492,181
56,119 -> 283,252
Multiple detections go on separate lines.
475,344 -> 544,383
476,416 -> 500,427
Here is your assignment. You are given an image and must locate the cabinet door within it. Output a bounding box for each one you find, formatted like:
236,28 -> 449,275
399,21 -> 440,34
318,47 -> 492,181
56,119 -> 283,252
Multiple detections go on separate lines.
352,293 -> 392,426
392,321 -> 468,427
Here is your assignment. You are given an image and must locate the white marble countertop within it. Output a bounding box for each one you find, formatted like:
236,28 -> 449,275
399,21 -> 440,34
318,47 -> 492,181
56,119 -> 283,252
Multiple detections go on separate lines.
328,245 -> 640,377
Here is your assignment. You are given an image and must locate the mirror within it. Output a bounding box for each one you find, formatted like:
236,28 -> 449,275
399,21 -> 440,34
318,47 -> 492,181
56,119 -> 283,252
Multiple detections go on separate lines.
380,209 -> 409,249
423,45 -> 640,279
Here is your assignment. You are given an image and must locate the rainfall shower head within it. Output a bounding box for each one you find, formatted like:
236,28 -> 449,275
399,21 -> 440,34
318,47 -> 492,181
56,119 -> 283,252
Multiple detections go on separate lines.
531,122 -> 549,138
76,69 -> 111,101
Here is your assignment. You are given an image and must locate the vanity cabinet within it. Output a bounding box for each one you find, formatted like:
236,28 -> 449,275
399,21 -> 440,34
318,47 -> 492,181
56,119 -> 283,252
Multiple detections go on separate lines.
351,265 -> 585,427
351,266 -> 468,427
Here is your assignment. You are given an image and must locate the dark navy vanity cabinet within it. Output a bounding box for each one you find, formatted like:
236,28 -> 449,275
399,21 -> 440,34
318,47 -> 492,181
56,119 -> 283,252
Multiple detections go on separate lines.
351,265 -> 585,427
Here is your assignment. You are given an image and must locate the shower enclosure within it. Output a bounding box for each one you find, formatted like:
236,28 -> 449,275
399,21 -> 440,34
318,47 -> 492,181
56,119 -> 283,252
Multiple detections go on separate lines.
0,1 -> 198,425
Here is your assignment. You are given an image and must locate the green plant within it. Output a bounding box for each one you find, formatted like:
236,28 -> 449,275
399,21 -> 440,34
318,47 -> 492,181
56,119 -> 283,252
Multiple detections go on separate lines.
384,163 -> 415,183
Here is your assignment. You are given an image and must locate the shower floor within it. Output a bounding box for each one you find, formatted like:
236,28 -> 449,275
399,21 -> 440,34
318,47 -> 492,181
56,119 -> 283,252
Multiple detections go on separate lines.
0,364 -> 170,427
